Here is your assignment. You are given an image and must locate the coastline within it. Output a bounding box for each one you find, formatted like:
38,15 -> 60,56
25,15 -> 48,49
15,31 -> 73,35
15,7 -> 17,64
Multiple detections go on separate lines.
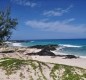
0,53 -> 86,69
0,45 -> 86,69
13,42 -> 86,59
0,45 -> 86,80
0,42 -> 86,69
31,55 -> 86,69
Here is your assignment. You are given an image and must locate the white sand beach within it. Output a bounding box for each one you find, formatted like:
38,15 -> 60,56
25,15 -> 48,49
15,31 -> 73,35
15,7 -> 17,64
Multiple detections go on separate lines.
31,56 -> 86,69
0,48 -> 86,69
0,47 -> 86,80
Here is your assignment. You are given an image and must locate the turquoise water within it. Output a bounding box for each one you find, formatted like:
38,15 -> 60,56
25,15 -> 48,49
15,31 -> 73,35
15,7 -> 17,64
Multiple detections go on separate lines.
22,39 -> 86,57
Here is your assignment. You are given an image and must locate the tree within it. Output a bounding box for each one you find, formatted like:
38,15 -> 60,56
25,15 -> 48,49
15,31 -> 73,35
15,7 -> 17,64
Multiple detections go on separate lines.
0,8 -> 18,44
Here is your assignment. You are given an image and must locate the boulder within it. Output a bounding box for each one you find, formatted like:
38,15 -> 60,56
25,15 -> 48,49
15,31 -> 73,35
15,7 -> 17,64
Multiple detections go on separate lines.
26,45 -> 57,56
37,48 -> 56,56
64,55 -> 78,59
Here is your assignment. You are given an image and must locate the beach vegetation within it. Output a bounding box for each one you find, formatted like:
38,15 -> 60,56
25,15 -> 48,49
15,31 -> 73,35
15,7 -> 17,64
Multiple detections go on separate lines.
82,73 -> 86,78
0,7 -> 18,44
0,58 -> 86,80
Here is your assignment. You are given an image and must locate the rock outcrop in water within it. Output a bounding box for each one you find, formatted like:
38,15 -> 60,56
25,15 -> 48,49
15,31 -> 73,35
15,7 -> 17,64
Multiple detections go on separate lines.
27,44 -> 79,58
26,48 -> 55,56
30,44 -> 58,50
27,45 -> 58,56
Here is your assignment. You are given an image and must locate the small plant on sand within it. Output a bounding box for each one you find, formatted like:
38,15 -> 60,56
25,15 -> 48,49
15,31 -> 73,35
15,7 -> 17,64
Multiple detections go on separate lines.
82,73 -> 86,78
0,58 -> 26,75
62,65 -> 83,80
50,64 -> 60,80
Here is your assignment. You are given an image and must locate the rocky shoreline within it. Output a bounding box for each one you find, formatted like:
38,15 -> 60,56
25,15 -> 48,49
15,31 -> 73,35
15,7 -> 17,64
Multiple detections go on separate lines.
26,45 -> 78,59
0,44 -> 85,69
0,44 -> 79,59
0,44 -> 86,80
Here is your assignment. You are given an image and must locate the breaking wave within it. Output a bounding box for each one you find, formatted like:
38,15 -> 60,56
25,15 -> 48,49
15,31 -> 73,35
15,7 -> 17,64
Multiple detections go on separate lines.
59,44 -> 82,48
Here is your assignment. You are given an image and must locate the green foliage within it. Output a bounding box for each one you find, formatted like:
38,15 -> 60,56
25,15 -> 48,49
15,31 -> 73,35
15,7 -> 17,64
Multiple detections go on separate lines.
82,73 -> 86,78
0,58 -> 25,75
0,58 -> 86,80
62,66 -> 79,80
38,62 -> 47,80
0,7 -> 18,43
28,61 -> 38,70
50,64 -> 86,80
50,64 -> 60,80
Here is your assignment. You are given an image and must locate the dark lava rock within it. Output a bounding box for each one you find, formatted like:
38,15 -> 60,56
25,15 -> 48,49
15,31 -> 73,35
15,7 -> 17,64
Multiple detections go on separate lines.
37,48 -> 56,56
26,44 -> 58,56
64,55 -> 78,59
27,44 -> 58,56
30,44 -> 58,50
26,48 -> 56,56
27,45 -> 78,58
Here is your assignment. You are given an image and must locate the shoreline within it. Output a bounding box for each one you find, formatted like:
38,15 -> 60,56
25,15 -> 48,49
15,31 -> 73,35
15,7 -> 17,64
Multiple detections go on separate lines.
0,46 -> 86,69
52,50 -> 86,59
8,41 -> 86,58
0,43 -> 86,69
31,55 -> 86,69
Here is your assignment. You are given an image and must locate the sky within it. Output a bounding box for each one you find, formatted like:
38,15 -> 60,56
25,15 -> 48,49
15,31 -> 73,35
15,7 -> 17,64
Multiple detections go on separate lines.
0,0 -> 86,40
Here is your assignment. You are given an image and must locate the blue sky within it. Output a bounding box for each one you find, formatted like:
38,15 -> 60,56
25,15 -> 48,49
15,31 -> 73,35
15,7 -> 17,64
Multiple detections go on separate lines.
0,0 -> 86,40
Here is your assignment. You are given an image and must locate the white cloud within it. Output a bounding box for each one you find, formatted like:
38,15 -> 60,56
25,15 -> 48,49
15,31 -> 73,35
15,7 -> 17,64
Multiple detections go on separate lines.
43,5 -> 73,16
25,2 -> 37,7
11,0 -> 37,7
25,19 -> 86,34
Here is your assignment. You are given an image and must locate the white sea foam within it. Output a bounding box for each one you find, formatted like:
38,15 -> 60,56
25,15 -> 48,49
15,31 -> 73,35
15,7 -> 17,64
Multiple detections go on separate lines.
5,41 -> 12,44
12,43 -> 22,47
59,44 -> 82,48
4,41 -> 13,47
79,56 -> 86,58
30,41 -> 34,42
5,41 -> 22,47
52,50 -> 86,58
55,47 -> 63,50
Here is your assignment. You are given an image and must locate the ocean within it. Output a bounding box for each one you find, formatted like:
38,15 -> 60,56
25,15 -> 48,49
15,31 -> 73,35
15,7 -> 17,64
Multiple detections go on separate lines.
13,39 -> 86,57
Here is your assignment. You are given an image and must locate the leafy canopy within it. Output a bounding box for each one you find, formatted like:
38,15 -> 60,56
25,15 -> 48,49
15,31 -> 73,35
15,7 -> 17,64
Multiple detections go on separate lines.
0,8 -> 18,43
